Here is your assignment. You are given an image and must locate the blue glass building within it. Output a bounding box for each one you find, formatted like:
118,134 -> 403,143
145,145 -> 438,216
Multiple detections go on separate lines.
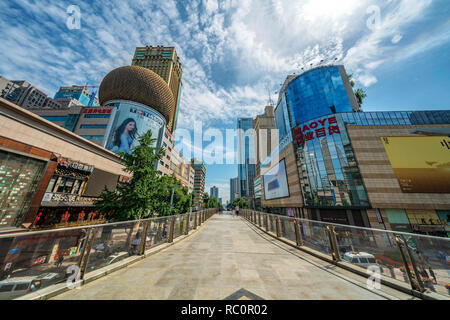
237,118 -> 256,199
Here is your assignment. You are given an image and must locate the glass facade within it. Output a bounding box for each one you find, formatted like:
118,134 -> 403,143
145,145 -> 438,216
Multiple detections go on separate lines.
341,110 -> 450,126
284,66 -> 354,127
295,114 -> 369,208
237,118 -> 256,198
291,110 -> 450,209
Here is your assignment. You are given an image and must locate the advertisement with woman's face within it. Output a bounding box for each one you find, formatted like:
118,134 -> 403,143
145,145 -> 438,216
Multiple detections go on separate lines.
104,102 -> 166,155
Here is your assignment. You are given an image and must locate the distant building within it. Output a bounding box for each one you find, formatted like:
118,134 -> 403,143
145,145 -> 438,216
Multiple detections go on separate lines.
237,118 -> 256,207
210,186 -> 219,199
54,85 -> 99,106
230,177 -> 239,203
191,158 -> 206,206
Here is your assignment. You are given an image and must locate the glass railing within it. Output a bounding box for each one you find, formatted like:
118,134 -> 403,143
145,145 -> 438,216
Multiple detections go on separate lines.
0,209 -> 218,300
242,210 -> 450,298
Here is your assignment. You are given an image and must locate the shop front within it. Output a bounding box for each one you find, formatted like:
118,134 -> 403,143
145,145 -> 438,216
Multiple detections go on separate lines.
406,209 -> 447,237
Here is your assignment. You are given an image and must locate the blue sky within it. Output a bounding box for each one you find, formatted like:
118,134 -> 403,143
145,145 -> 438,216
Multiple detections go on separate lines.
1,0 -> 449,203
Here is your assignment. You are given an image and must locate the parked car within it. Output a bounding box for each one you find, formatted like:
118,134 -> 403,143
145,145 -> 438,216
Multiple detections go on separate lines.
342,251 -> 379,268
0,276 -> 42,300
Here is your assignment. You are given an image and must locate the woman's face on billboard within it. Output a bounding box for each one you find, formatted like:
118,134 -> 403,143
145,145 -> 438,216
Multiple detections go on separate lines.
125,121 -> 135,132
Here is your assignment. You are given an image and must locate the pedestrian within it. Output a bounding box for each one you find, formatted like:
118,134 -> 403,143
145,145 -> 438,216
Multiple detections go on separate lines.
56,254 -> 64,268
428,267 -> 437,284
235,205 -> 239,217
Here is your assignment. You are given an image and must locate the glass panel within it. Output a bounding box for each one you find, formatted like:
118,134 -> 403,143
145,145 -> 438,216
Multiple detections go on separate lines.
86,222 -> 141,273
0,229 -> 84,300
145,217 -> 169,249
298,219 -> 331,255
280,216 -> 297,243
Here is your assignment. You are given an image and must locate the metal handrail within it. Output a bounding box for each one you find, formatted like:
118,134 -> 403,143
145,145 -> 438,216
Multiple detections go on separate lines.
253,211 -> 450,242
0,211 -> 209,239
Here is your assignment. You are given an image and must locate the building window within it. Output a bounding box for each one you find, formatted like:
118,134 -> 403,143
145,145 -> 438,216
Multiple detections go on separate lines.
46,175 -> 58,193
42,116 -> 68,122
84,114 -> 110,119
80,124 -> 107,129
56,177 -> 75,194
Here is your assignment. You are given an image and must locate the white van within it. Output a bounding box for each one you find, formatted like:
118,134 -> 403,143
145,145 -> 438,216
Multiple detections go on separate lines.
342,251 -> 379,268
0,276 -> 42,300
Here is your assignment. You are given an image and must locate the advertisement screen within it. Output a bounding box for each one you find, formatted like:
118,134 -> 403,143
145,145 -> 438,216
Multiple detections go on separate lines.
263,159 -> 290,200
381,136 -> 450,193
103,102 -> 165,155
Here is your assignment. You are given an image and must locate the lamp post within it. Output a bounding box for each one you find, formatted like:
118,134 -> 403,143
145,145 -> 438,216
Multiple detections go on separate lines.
170,185 -> 181,209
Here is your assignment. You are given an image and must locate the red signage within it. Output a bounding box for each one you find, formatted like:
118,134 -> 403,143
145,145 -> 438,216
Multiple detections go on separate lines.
293,116 -> 340,144
32,256 -> 46,266
83,108 -> 112,114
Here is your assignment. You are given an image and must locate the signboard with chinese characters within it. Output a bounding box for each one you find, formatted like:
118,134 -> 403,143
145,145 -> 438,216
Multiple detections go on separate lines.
381,136 -> 450,193
83,107 -> 112,114
58,158 -> 94,173
293,116 -> 341,145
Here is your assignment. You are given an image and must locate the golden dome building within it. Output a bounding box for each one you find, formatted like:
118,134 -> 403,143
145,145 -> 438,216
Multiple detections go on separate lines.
98,66 -> 175,154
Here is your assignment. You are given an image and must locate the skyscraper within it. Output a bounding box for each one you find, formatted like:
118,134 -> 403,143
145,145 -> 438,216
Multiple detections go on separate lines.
191,158 -> 206,206
237,118 -> 256,203
210,186 -> 219,200
131,46 -> 182,132
230,177 -> 239,203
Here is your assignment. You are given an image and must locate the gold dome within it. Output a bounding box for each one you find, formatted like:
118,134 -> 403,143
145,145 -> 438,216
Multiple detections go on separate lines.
99,66 -> 175,125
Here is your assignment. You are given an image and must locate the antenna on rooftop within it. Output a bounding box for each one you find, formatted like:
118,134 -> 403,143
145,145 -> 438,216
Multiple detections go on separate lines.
265,82 -> 274,107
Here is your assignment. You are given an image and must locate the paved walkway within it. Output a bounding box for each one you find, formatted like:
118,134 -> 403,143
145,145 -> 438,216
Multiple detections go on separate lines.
54,213 -> 413,300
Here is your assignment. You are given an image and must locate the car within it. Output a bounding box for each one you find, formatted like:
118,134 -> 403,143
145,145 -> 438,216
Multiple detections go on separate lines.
342,251 -> 379,268
0,276 -> 42,300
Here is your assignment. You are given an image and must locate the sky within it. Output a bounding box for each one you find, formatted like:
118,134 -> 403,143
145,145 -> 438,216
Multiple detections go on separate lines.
1,0 -> 449,204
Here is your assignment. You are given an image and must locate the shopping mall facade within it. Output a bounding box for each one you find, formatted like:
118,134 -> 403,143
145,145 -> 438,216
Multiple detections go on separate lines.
259,65 -> 450,237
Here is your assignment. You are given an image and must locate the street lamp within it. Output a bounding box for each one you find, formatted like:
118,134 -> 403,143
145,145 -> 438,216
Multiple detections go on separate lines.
170,185 -> 182,209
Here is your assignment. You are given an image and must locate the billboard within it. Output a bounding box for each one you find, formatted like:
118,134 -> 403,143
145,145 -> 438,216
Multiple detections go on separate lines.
103,102 -> 165,155
381,136 -> 450,193
263,159 -> 290,200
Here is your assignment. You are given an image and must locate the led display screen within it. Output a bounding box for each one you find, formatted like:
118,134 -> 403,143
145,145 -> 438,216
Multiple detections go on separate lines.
263,159 -> 290,200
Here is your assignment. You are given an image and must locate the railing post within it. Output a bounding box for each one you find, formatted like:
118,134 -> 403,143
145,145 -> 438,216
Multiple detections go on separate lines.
395,234 -> 425,292
265,215 -> 269,232
184,214 -> 190,235
168,217 -> 176,243
194,212 -> 198,229
275,216 -> 281,238
326,225 -> 341,262
293,219 -> 303,247
258,212 -> 262,227
400,234 -> 425,292
79,227 -> 96,279
138,220 -> 150,255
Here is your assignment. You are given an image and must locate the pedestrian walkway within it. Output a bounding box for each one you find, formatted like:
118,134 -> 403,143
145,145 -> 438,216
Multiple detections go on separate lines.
53,214 -> 415,300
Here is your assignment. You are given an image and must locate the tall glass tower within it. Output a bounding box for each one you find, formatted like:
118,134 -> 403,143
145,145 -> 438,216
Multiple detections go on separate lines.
237,118 -> 256,200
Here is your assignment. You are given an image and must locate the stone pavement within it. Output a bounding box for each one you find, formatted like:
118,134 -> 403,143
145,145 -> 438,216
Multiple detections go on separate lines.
53,213 -> 414,300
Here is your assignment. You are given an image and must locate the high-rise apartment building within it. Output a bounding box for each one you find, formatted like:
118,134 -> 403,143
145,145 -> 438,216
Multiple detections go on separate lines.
210,186 -> 219,200
191,158 -> 206,206
230,177 -> 239,203
237,118 -> 256,204
131,46 -> 182,132
253,105 -> 276,177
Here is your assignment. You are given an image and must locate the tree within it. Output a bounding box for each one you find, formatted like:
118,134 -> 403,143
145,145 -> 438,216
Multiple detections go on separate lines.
94,130 -> 164,221
347,73 -> 367,105
354,88 -> 367,105
231,197 -> 249,209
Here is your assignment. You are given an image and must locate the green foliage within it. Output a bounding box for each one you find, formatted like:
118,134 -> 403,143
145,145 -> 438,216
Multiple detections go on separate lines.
354,88 -> 367,105
231,197 -> 249,209
94,130 -> 193,221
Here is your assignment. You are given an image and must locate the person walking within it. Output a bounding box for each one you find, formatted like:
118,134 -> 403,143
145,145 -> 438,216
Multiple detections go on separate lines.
235,205 -> 239,217
428,267 -> 437,284
56,254 -> 64,268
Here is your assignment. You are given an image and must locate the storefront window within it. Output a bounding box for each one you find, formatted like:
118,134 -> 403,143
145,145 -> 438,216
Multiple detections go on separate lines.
46,175 -> 58,193
56,177 -> 75,194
